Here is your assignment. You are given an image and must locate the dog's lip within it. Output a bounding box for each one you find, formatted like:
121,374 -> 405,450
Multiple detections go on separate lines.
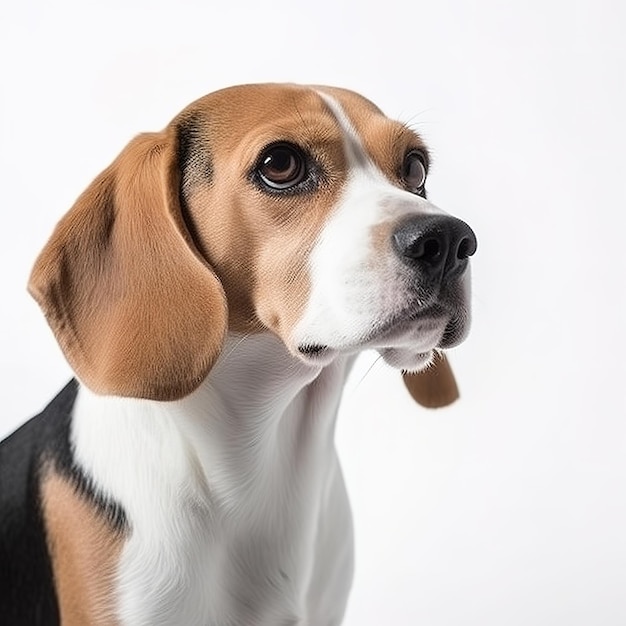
295,306 -> 452,362
360,308 -> 442,344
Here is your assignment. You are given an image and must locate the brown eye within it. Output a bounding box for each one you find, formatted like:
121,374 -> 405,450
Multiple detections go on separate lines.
258,144 -> 306,189
402,150 -> 427,192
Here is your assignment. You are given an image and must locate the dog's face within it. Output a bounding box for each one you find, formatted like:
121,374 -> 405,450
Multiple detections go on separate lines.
28,84 -> 475,402
179,84 -> 475,372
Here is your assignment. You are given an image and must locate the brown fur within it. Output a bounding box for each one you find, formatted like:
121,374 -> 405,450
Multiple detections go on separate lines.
28,131 -> 227,400
402,352 -> 459,408
41,469 -> 124,625
316,86 -> 430,181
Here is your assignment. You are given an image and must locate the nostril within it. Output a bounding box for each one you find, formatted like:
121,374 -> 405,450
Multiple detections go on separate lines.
455,225 -> 478,261
422,238 -> 442,262
396,233 -> 444,264
457,237 -> 472,260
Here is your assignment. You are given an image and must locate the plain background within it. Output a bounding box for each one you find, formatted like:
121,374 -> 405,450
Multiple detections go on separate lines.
1,1 -> 625,624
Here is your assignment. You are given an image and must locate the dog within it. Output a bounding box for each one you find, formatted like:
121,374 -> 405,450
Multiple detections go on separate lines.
0,84 -> 476,625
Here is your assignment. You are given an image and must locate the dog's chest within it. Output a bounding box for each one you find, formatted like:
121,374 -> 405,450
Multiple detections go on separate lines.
115,454 -> 354,626
71,345 -> 355,625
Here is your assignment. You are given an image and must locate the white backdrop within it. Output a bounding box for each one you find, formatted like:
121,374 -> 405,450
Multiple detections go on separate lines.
1,1 -> 625,624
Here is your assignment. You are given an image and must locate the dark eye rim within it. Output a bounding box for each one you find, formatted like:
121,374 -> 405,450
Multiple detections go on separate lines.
256,142 -> 307,190
401,149 -> 428,194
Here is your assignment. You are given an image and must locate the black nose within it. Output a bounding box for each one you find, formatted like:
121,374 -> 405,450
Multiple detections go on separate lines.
392,215 -> 477,279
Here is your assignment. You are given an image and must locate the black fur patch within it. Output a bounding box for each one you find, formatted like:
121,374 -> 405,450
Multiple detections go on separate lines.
177,111 -> 213,198
0,380 -> 128,624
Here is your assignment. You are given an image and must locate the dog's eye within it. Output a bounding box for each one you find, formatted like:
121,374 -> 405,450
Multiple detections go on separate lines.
258,144 -> 306,189
402,151 -> 427,193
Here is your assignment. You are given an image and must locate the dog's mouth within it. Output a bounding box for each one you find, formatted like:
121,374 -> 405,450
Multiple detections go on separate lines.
297,343 -> 329,357
295,303 -> 469,368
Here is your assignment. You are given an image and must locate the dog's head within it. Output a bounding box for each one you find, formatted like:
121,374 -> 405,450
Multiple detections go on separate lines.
29,84 -> 476,407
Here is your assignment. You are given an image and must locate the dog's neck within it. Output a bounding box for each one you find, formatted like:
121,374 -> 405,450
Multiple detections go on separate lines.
167,333 -> 355,500
71,333 -> 355,524
71,333 -> 356,622
198,332 -> 349,430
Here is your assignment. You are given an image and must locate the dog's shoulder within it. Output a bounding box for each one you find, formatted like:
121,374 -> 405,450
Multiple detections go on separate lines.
0,380 -> 79,624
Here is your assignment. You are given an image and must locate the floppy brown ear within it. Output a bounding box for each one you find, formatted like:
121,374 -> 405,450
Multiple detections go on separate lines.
28,128 -> 227,400
402,352 -> 459,408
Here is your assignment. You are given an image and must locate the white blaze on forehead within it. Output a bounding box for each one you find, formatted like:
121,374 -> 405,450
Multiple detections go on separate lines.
292,92 -> 445,352
315,91 -> 381,176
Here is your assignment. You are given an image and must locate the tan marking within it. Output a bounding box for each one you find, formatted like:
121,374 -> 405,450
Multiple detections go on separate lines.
41,468 -> 125,625
368,214 -> 401,262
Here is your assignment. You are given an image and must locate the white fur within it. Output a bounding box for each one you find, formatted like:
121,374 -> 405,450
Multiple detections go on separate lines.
293,93 -> 460,371
72,334 -> 356,625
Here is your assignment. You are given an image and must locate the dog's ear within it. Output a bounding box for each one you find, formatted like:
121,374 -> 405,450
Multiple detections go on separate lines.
402,352 -> 459,408
28,127 -> 227,401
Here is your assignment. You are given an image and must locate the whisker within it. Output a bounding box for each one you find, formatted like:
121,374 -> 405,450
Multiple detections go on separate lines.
349,354 -> 384,397
221,332 -> 251,363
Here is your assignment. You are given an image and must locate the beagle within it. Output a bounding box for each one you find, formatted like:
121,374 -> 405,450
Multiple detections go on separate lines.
0,84 -> 476,625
